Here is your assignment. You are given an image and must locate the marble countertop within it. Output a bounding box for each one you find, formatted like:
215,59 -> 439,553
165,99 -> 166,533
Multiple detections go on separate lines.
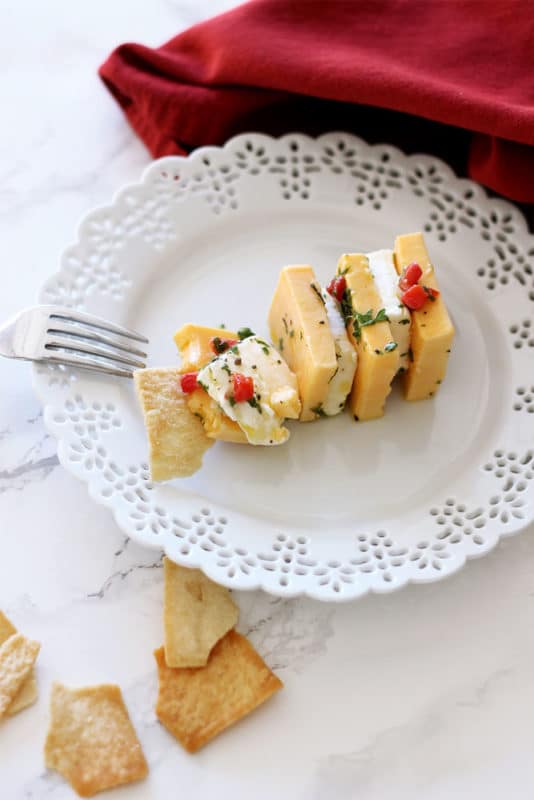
1,2 -> 534,798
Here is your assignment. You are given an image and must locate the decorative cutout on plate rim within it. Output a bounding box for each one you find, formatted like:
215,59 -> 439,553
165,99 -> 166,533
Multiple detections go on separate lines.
34,132 -> 534,601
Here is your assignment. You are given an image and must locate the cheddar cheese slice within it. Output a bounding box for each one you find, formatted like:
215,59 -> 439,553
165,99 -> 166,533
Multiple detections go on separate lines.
337,253 -> 399,421
174,324 -> 247,443
268,265 -> 338,421
393,233 -> 454,401
174,324 -> 235,373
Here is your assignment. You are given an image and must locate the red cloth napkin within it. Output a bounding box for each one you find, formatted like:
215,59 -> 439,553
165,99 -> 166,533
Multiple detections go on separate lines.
99,0 -> 534,203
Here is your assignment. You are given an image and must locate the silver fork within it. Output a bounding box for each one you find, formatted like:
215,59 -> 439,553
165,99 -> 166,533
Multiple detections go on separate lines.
0,305 -> 149,378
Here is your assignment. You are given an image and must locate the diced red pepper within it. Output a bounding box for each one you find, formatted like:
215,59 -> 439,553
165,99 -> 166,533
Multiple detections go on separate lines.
398,262 -> 423,292
180,372 -> 199,394
232,373 -> 255,402
210,336 -> 238,355
401,284 -> 428,310
326,276 -> 347,303
423,286 -> 440,300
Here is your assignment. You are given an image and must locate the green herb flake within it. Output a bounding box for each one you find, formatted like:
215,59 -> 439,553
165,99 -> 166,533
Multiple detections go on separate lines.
219,323 -> 226,329
339,287 -> 353,324
221,363 -> 232,376
311,404 -> 327,418
399,318 -> 410,325
255,338 -> 271,356
247,396 -> 262,413
278,337 -> 284,352
211,336 -> 230,354
310,282 -> 326,306
227,395 -> 237,407
289,329 -> 295,337
237,326 -> 255,340
299,330 -> 303,340
338,265 -> 349,276
328,366 -> 339,384
197,379 -> 208,391
436,379 -> 442,385
277,359 -> 282,365
282,316 -> 289,334
384,341 -> 398,352
352,308 -> 389,341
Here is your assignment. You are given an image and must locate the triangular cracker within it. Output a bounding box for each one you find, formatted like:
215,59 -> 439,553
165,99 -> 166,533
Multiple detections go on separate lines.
155,630 -> 282,752
163,558 -> 238,668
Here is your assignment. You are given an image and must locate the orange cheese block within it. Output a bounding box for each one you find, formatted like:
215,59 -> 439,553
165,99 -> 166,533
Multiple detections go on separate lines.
268,265 -> 338,421
393,233 -> 454,401
337,253 -> 399,421
174,324 -> 247,443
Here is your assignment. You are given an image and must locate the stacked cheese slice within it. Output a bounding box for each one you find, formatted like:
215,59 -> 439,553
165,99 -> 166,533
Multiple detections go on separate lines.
268,232 -> 454,421
135,232 -> 454,481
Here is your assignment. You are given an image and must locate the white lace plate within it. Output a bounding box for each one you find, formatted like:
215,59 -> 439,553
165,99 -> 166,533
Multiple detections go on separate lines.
33,133 -> 534,601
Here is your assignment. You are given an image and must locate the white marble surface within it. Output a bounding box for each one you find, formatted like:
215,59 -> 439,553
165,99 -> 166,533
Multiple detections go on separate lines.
1,2 -> 534,798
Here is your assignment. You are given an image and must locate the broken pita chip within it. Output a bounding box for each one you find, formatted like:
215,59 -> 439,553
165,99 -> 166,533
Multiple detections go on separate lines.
0,611 -> 16,642
134,367 -> 214,481
44,682 -> 148,797
7,673 -> 38,716
0,611 -> 39,716
0,633 -> 40,719
163,558 -> 239,668
155,630 -> 283,752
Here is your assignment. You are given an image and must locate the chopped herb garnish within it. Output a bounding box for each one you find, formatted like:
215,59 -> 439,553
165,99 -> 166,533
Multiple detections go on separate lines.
399,318 -> 410,325
397,367 -> 406,374
211,336 -> 230,354
352,308 -> 389,341
319,321 -> 325,326
328,366 -> 339,384
384,341 -> 398,352
299,330 -> 303,340
227,396 -> 236,407
436,379 -> 442,385
219,323 -> 226,329
446,349 -> 451,353
400,351 -> 409,358
338,265 -> 349,276
289,329 -> 295,337
237,326 -> 255,340
251,364 -> 257,370
230,345 -> 239,354
310,282 -> 326,305
423,286 -> 437,301
282,316 -> 289,334
374,349 -> 383,355
256,339 -> 270,355
197,379 -> 208,391
277,359 -> 282,364
311,404 -> 327,418
221,363 -> 232,375
278,338 -> 284,352
247,396 -> 262,412
339,287 -> 353,324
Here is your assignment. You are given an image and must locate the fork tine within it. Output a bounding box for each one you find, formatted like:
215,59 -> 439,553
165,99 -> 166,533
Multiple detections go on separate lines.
49,309 -> 149,343
45,336 -> 146,368
47,323 -> 147,358
43,353 -> 136,378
